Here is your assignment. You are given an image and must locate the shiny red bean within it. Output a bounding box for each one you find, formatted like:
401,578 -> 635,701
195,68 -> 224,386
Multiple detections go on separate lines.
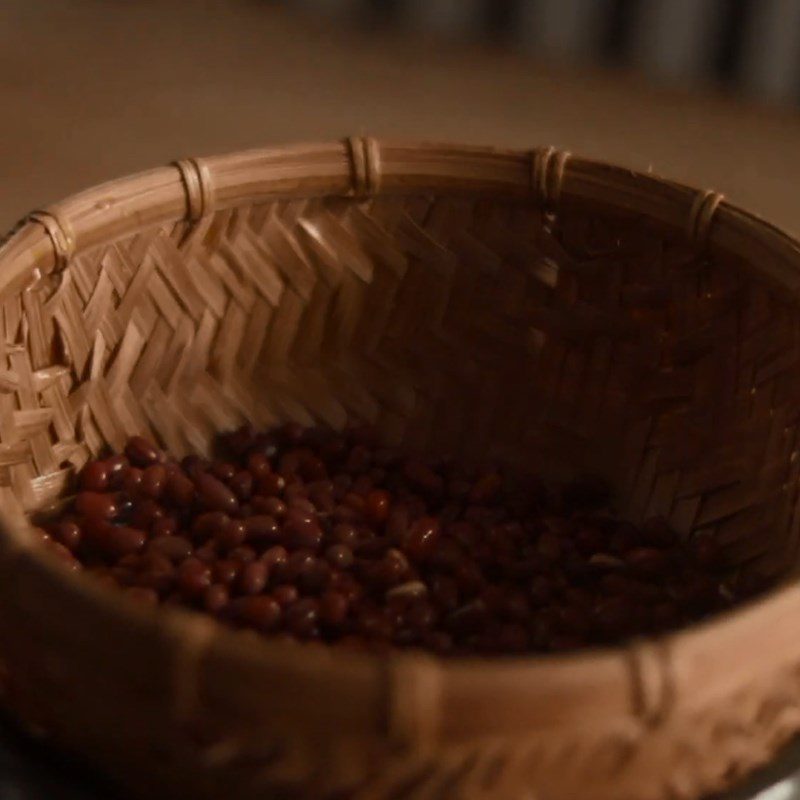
195,473 -> 239,514
325,544 -> 354,569
75,491 -> 118,520
238,561 -> 269,595
101,526 -> 146,559
216,520 -> 247,550
244,515 -> 279,542
165,472 -> 195,507
232,596 -> 282,631
286,598 -> 320,638
404,516 -> 440,562
52,520 -> 82,551
177,558 -> 212,597
319,590 -> 349,628
141,464 -> 167,499
149,536 -> 193,563
125,436 -> 161,467
80,461 -> 109,492
204,584 -> 230,613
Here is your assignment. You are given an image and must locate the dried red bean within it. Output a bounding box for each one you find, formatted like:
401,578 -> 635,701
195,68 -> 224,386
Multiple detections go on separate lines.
195,473 -> 239,514
364,489 -> 391,524
204,584 -> 230,613
165,472 -> 195,507
101,526 -> 147,559
213,559 -> 240,586
177,558 -> 212,597
232,595 -> 282,631
130,498 -> 164,530
273,584 -> 299,607
325,544 -> 354,570
286,598 -> 320,638
152,517 -> 177,538
229,545 -> 257,564
257,473 -> 286,497
244,515 -> 279,543
469,473 -> 502,504
148,535 -> 193,563
332,523 -> 359,548
230,471 -> 253,501
284,510 -> 323,549
52,520 -> 82,552
75,491 -> 118,520
216,520 -> 247,550
192,512 -> 229,541
404,517 -> 440,562
298,560 -> 331,594
140,464 -> 167,500
80,461 -> 109,492
125,436 -> 161,467
211,461 -> 237,482
238,561 -> 269,595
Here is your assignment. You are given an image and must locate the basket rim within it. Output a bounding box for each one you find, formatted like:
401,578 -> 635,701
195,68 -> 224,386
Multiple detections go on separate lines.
2,137 -> 800,741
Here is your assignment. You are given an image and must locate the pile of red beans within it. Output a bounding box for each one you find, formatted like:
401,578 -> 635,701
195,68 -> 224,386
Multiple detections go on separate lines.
35,424 -> 762,655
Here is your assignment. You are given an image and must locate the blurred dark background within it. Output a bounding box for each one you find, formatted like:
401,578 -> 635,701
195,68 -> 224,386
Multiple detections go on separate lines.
2,0 -> 800,238
284,0 -> 800,104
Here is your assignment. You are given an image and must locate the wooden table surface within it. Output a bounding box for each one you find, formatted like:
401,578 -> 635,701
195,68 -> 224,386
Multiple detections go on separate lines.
2,0 -> 800,238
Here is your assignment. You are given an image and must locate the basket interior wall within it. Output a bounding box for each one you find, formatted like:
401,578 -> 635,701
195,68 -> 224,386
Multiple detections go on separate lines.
3,193 -> 800,577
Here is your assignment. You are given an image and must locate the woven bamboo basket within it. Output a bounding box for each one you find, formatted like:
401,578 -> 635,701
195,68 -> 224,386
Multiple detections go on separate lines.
0,138 -> 800,800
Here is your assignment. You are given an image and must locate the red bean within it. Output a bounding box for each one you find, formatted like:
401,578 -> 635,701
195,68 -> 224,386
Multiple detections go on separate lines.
273,584 -> 299,607
165,472 -> 195,507
332,523 -> 359,547
75,491 -> 118,520
286,598 -> 320,638
216,520 -> 247,550
232,596 -> 282,631
230,471 -> 253,501
211,461 -> 237,482
195,473 -> 239,514
262,545 -> 289,569
246,452 -> 272,479
213,559 -> 241,586
177,558 -> 212,597
149,536 -> 193,563
130,498 -> 164,529
319,591 -> 349,628
284,511 -> 323,549
405,517 -> 440,562
140,464 -> 167,499
364,489 -> 391,524
238,561 -> 269,595
229,545 -> 257,564
101,526 -> 146,559
152,517 -> 177,538
257,473 -> 285,497
244,515 -> 279,543
80,461 -> 109,492
325,544 -> 354,569
125,436 -> 161,467
204,584 -> 230,613
192,512 -> 229,541
52,520 -> 82,551
469,473 -> 502,504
